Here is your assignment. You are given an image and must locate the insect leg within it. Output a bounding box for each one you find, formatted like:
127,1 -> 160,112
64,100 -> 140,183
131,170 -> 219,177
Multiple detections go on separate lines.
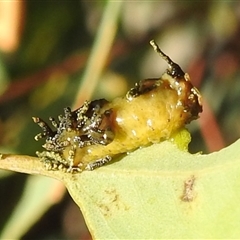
85,155 -> 112,171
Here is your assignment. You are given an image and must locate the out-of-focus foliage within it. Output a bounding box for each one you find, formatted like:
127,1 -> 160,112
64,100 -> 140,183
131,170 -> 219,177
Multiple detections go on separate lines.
0,1 -> 240,239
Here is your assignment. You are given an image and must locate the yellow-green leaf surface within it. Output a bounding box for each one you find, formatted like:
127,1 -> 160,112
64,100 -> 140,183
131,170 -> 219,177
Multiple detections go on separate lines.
61,138 -> 240,239
1,134 -> 240,239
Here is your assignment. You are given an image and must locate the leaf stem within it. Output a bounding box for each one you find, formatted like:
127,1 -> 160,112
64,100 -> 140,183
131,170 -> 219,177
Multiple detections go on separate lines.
0,154 -> 62,179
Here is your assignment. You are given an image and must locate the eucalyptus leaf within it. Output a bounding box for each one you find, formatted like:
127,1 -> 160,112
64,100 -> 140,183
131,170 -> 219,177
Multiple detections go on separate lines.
63,137 -> 240,239
1,131 -> 240,238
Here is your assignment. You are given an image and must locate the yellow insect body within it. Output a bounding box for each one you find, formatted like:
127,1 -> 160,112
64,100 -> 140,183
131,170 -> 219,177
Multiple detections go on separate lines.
33,40 -> 202,172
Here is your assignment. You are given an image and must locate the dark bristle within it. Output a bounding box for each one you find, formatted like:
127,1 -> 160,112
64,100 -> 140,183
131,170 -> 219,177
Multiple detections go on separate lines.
32,116 -> 54,139
150,40 -> 185,78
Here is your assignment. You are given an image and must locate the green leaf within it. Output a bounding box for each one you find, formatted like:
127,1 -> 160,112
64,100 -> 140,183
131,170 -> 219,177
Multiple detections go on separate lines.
1,132 -> 240,238
63,137 -> 240,239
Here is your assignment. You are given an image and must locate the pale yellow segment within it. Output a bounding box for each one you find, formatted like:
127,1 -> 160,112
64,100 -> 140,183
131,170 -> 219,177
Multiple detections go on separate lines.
77,82 -> 189,165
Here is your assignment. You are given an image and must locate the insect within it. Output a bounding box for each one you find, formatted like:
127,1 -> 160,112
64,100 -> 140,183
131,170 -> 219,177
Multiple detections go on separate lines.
33,40 -> 202,173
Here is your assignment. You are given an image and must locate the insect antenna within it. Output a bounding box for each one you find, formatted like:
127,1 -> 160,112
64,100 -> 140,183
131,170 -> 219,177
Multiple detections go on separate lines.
150,40 -> 185,78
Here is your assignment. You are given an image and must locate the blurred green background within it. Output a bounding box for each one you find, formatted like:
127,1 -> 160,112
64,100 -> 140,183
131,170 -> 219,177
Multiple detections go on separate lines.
0,1 -> 240,239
